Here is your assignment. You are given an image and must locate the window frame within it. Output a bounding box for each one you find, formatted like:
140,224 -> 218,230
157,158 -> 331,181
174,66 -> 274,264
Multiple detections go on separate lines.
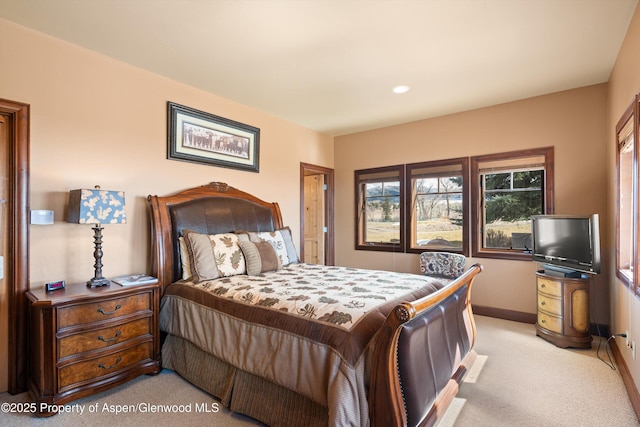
615,98 -> 638,292
405,157 -> 469,256
471,147 -> 555,260
354,164 -> 405,252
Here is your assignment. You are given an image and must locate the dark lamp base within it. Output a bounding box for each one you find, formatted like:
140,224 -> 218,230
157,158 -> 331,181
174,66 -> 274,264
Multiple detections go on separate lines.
87,277 -> 111,288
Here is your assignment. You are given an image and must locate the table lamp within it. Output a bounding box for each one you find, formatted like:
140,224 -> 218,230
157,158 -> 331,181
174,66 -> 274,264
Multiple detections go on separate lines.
66,186 -> 126,287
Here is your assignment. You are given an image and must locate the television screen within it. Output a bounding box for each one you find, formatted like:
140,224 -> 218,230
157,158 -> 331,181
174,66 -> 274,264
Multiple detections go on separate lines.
531,214 -> 600,274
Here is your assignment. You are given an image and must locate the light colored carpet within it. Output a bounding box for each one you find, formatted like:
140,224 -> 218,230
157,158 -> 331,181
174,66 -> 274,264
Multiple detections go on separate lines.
0,367 -> 262,427
0,315 -> 637,426
440,316 -> 638,427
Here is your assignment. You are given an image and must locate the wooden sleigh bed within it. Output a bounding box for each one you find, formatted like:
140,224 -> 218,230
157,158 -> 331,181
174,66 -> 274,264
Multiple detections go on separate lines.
148,182 -> 482,427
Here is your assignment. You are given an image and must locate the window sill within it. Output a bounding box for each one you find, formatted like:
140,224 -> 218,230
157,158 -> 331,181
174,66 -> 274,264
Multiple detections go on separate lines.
472,250 -> 533,261
616,269 -> 633,288
356,243 -> 403,252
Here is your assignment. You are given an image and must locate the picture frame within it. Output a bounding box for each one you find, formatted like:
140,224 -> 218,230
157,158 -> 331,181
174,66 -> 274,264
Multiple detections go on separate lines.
167,102 -> 260,173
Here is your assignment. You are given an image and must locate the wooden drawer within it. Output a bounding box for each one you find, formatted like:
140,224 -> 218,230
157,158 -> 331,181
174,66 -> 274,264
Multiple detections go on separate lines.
27,281 -> 161,413
58,341 -> 152,390
534,271 -> 592,349
537,294 -> 561,316
58,293 -> 151,328
538,312 -> 562,334
58,317 -> 151,359
537,277 -> 561,297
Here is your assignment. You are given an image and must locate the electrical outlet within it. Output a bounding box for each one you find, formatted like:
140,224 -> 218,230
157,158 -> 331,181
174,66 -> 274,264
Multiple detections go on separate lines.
633,341 -> 636,360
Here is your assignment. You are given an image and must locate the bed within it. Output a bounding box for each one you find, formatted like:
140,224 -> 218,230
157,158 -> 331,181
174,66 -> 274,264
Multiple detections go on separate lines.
147,182 -> 482,427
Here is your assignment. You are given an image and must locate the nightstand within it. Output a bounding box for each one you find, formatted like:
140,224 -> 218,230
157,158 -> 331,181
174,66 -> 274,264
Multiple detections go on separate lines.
535,270 -> 592,349
26,281 -> 161,415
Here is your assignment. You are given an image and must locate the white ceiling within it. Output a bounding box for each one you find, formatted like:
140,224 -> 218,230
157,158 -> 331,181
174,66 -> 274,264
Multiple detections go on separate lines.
1,0 -> 637,136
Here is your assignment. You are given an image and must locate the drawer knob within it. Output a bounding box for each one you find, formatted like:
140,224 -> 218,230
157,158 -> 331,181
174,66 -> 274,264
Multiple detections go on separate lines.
98,357 -> 122,370
541,301 -> 546,305
541,284 -> 546,288
97,304 -> 122,316
98,330 -> 122,343
541,319 -> 546,323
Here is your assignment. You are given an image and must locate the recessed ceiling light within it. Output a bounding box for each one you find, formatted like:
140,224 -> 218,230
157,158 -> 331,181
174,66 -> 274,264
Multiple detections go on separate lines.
393,85 -> 410,94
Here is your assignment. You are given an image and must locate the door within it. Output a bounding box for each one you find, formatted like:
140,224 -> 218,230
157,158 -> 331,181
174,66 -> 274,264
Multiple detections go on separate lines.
0,99 -> 30,394
0,115 -> 7,392
303,174 -> 325,264
300,163 -> 334,265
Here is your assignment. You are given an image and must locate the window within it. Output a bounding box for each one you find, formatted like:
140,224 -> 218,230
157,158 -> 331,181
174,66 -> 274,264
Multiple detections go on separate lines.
471,147 -> 554,260
354,148 -> 553,259
355,165 -> 404,251
615,101 -> 636,290
406,158 -> 469,255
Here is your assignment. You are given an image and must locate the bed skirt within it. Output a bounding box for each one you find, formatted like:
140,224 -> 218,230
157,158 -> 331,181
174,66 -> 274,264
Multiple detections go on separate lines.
161,334 -> 330,427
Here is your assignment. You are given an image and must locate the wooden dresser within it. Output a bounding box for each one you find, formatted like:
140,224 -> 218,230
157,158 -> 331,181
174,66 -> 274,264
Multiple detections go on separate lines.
27,281 -> 161,415
535,270 -> 592,349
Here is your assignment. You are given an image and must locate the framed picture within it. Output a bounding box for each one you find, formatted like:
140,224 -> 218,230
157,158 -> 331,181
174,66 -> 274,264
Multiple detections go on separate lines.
167,102 -> 260,173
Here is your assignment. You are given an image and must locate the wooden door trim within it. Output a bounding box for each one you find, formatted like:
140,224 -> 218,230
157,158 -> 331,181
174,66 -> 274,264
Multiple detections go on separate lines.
300,163 -> 334,265
0,98 -> 30,394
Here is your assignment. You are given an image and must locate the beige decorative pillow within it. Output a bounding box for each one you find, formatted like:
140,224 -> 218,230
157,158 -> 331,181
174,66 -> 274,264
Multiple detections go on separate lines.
210,233 -> 246,277
182,230 -> 220,282
238,240 -> 281,275
178,236 -> 192,280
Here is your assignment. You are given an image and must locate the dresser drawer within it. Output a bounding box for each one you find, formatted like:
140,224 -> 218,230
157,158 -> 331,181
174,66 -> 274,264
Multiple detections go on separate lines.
538,312 -> 562,334
537,294 -> 562,316
28,281 -> 160,412
58,293 -> 151,328
537,277 -> 561,297
58,317 -> 151,359
58,341 -> 152,390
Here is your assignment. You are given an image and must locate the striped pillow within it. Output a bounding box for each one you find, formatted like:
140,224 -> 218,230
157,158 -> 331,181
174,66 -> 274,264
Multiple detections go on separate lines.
239,240 -> 281,275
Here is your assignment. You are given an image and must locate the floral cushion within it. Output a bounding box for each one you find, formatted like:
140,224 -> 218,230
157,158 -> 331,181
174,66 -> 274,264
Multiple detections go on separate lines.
245,227 -> 299,266
210,232 -> 247,277
419,252 -> 466,279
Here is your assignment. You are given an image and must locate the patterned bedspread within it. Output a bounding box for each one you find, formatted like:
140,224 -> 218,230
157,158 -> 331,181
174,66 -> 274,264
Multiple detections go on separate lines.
162,263 -> 447,365
160,263 -> 448,426
191,263 -> 447,328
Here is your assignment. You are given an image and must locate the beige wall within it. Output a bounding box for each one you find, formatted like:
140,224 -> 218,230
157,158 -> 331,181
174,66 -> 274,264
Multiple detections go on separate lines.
3,4 -> 639,396
0,18 -> 333,287
607,3 -> 640,393
335,84 -> 609,318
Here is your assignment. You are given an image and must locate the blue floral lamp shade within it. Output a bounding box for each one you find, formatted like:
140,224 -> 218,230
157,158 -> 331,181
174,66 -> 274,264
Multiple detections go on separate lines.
67,186 -> 126,287
66,188 -> 126,225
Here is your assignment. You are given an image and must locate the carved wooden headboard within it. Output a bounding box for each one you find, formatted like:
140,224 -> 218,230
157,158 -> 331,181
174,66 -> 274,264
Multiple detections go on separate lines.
147,182 -> 283,293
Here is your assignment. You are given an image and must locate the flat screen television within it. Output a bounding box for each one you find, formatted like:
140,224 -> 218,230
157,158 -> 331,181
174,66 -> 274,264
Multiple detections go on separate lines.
531,214 -> 601,275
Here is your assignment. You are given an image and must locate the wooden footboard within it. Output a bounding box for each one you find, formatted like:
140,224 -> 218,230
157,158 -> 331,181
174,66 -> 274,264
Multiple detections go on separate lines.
369,264 -> 483,427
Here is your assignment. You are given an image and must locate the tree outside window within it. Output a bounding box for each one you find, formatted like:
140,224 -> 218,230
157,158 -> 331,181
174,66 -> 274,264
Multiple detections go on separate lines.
483,169 -> 543,250
355,165 -> 404,251
354,148 -> 554,260
406,158 -> 468,255
471,147 -> 554,260
364,181 -> 401,242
